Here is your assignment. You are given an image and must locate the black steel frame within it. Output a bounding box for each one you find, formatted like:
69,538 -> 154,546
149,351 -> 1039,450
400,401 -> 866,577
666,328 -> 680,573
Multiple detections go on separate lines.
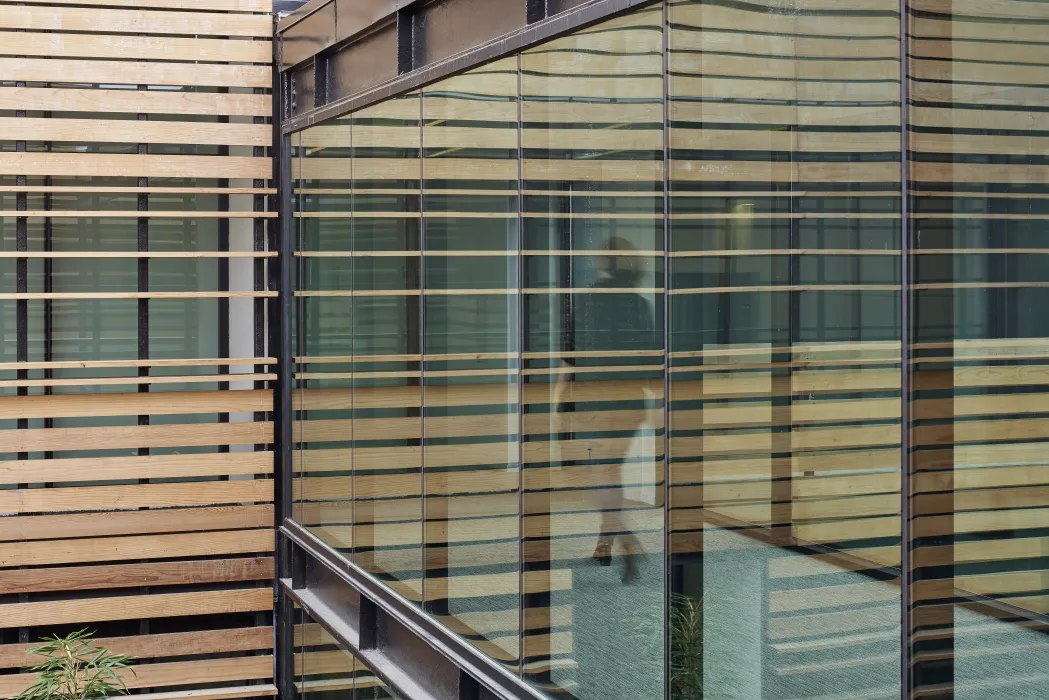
278,0 -> 655,133
283,521 -> 550,700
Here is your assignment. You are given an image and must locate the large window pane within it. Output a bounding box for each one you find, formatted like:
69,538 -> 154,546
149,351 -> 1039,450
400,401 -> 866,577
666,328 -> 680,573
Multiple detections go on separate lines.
521,6 -> 666,699
908,1 -> 1049,696
421,58 -> 522,669
667,1 -> 903,698
351,94 -> 424,602
295,121 -> 354,550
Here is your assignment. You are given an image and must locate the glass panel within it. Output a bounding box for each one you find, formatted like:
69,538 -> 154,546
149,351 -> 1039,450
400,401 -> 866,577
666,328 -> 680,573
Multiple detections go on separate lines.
351,93 -> 424,603
908,1 -> 1049,696
667,1 -> 903,699
520,7 -> 666,699
296,121 -> 354,550
420,58 -> 522,669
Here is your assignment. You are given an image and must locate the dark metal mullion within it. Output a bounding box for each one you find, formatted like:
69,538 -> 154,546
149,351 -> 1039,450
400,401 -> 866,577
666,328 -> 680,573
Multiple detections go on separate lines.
43,79 -> 54,462
900,0 -> 913,695
418,91 -> 427,612
251,75 -> 271,642
136,86 -> 152,642
254,82 -> 268,450
219,81 -> 232,460
273,15 -> 297,698
525,0 -> 547,23
515,50 -> 525,681
660,3 -> 671,699
349,115 -> 357,586
15,78 -> 29,647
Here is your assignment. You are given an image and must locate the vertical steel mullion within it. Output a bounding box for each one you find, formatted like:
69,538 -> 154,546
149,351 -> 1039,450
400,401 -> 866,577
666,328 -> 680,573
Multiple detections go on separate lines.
15,78 -> 29,648
418,91 -> 427,611
43,88 -> 53,463
660,3 -> 671,699
899,0 -> 912,695
515,50 -> 525,680
254,79 -> 268,451
349,116 -> 356,580
219,80 -> 232,460
253,70 -> 272,650
278,142 -> 295,529
274,19 -> 298,698
136,83 -> 152,642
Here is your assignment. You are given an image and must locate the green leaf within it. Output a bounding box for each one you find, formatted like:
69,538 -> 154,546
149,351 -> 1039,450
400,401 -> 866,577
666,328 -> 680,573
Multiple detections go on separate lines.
12,630 -> 136,700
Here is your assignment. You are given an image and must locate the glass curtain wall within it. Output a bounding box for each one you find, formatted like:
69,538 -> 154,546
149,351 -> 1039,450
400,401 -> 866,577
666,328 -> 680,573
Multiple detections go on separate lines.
290,1 -> 1049,699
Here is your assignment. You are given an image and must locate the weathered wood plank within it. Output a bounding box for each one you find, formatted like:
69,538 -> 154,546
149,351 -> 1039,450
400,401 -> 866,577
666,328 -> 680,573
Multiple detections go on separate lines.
0,389 -> 272,420
0,588 -> 272,628
0,57 -> 270,89
0,421 -> 272,453
0,479 -> 273,515
0,31 -> 270,63
0,627 -> 272,670
0,529 -> 274,567
0,153 -> 270,179
0,452 -> 272,484
0,87 -> 270,117
0,507 -> 272,543
0,6 -> 272,37
0,557 -> 273,594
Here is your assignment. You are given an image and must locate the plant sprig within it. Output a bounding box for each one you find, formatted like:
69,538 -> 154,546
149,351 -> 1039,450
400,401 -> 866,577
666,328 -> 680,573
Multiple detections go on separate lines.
14,630 -> 136,700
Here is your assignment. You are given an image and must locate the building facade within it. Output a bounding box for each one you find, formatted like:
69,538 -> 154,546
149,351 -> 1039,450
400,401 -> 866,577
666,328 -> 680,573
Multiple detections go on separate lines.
278,0 -> 1049,699
3,0 -> 1049,699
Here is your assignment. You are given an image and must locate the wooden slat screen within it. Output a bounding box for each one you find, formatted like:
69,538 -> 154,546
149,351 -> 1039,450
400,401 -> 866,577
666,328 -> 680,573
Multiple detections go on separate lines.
0,1 -> 276,698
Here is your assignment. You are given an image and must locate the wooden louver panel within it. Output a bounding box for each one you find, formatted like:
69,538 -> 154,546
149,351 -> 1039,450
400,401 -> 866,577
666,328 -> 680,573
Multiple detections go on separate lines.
0,1 -> 275,698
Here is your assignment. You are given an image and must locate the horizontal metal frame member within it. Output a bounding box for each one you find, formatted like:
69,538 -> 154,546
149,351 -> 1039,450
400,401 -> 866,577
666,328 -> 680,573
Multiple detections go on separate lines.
279,0 -> 654,134
274,0 -> 313,16
281,521 -> 550,700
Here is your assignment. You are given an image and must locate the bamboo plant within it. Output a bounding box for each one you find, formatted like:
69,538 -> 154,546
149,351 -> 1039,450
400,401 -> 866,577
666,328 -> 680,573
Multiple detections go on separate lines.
13,630 -> 135,700
670,592 -> 704,700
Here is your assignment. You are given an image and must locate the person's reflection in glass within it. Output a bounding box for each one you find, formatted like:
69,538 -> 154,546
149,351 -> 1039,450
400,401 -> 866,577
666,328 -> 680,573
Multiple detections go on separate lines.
553,236 -> 660,584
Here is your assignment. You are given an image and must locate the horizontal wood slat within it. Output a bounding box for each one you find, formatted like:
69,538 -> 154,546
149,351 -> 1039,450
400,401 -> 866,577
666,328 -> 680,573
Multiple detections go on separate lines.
0,627 -> 272,669
0,87 -> 270,117
0,292 -> 276,300
11,0 -> 272,11
0,57 -> 270,88
0,187 -> 277,195
0,6 -> 272,37
0,251 -> 277,258
0,588 -> 272,628
0,658 -> 273,698
0,153 -> 270,179
0,389 -> 272,419
0,452 -> 273,483
0,211 -> 276,218
121,686 -> 278,700
0,118 -> 271,146
0,358 -> 275,371
0,557 -> 274,594
0,510 -> 273,546
0,31 -> 271,63
0,479 -> 273,515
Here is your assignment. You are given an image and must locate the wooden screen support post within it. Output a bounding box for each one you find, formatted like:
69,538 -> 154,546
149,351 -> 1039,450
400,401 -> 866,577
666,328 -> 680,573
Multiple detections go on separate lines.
136,78 -> 152,642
